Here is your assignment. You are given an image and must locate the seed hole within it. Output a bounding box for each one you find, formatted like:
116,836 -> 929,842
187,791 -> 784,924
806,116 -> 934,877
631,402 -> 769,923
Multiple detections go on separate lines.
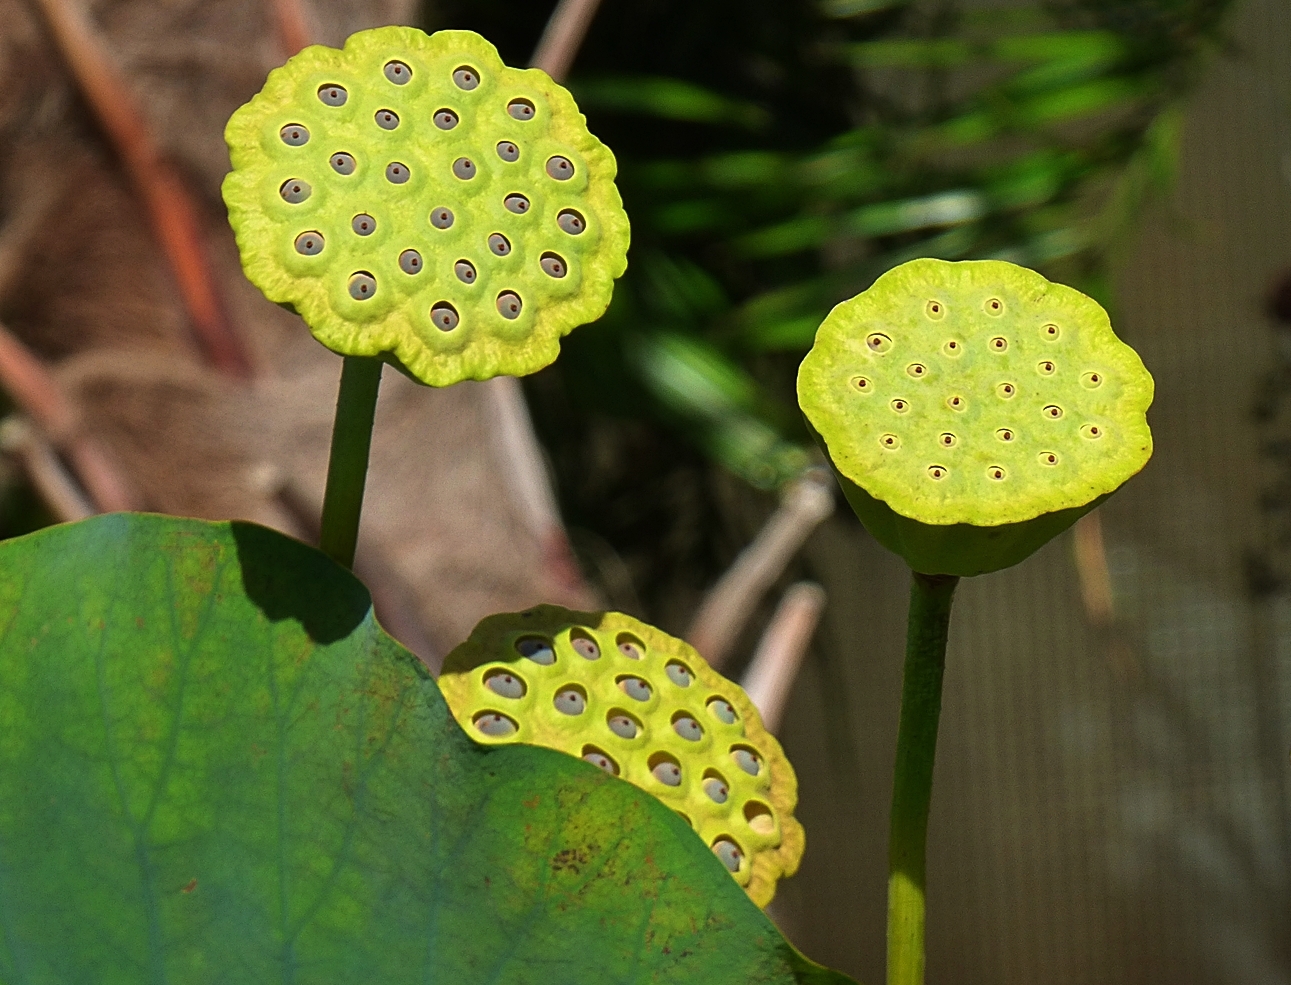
1081,372 -> 1103,388
997,382 -> 1016,399
985,297 -> 1004,315
540,252 -> 567,278
569,630 -> 600,660
990,336 -> 1008,352
851,376 -> 872,392
890,398 -> 908,413
907,363 -> 927,378
384,60 -> 411,84
329,152 -> 356,175
433,108 -> 458,130
374,109 -> 399,130
616,634 -> 645,660
744,801 -> 775,836
430,302 -> 459,331
996,428 -> 1014,442
606,710 -> 640,740
483,670 -> 525,699
497,291 -> 522,319
1081,424 -> 1103,439
943,339 -> 961,356
554,685 -> 587,716
618,676 -> 651,702
453,66 -> 479,90
347,271 -> 376,300
454,259 -> 476,283
558,209 -> 586,235
1043,323 -> 1060,339
497,141 -> 520,163
867,333 -> 892,353
351,213 -> 376,236
927,465 -> 947,480
398,249 -> 422,274
731,745 -> 761,776
294,231 -> 324,255
988,466 -> 1006,481
880,433 -> 900,449
430,207 -> 454,229
546,155 -> 574,180
649,753 -> 682,787
708,698 -> 737,725
279,124 -> 309,146
317,84 -> 347,106
279,179 -> 310,203
947,395 -> 965,410
515,636 -> 554,664
712,838 -> 743,872
508,98 -> 536,120
703,773 -> 730,804
940,432 -> 956,447
672,713 -> 703,742
665,661 -> 693,687
1039,452 -> 1060,466
1037,360 -> 1055,376
504,193 -> 530,214
385,162 -> 409,184
1044,405 -> 1063,419
582,746 -> 619,775
488,233 -> 511,256
473,711 -> 516,737
926,299 -> 945,320
452,157 -> 476,180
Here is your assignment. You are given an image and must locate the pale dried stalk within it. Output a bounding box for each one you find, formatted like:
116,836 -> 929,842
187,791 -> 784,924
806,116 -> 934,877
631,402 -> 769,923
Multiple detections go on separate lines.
688,469 -> 835,668
272,0 -> 315,58
531,0 -> 604,81
0,417 -> 94,523
1073,510 -> 1115,626
741,582 -> 827,733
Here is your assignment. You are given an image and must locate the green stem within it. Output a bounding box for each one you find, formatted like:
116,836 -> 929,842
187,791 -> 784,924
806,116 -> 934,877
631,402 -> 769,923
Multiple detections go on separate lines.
887,570 -> 959,985
319,355 -> 383,569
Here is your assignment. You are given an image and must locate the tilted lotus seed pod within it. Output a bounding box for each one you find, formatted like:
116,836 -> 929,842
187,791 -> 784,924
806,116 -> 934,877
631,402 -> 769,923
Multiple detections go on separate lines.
222,27 -> 629,386
439,605 -> 805,908
798,258 -> 1153,576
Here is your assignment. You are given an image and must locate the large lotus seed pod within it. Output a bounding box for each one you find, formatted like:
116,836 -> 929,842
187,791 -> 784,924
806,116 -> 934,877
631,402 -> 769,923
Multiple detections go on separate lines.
222,27 -> 629,386
439,605 -> 805,908
798,258 -> 1153,576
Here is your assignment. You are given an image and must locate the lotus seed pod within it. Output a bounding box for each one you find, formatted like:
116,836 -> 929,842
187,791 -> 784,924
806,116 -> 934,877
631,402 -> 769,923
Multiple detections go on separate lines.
798,258 -> 1154,576
221,26 -> 630,386
439,605 -> 805,908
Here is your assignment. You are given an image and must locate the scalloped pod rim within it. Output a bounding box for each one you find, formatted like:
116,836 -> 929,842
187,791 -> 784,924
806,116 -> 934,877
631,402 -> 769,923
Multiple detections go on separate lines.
798,258 -> 1154,576
221,26 -> 630,386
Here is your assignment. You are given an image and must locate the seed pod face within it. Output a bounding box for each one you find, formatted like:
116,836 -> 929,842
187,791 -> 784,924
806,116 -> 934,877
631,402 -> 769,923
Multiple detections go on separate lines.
438,605 -> 805,908
222,26 -> 630,387
797,258 -> 1154,576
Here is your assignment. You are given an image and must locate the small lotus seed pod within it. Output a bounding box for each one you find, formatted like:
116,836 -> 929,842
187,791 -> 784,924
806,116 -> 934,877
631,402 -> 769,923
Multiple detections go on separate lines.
797,258 -> 1154,576
438,605 -> 805,907
222,26 -> 629,386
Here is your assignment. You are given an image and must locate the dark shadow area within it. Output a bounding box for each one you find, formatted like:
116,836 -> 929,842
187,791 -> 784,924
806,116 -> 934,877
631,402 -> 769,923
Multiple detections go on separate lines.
231,520 -> 370,644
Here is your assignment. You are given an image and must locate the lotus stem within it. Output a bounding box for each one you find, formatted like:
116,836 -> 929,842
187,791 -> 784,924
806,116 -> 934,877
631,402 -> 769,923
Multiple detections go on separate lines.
319,355 -> 382,568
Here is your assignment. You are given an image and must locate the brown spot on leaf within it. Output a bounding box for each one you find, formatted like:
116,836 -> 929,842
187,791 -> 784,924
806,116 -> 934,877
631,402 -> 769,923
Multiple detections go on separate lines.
181,878 -> 197,893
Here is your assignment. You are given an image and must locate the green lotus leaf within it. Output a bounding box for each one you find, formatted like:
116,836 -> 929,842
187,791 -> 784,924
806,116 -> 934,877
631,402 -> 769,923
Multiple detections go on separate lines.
222,26 -> 630,386
798,258 -> 1153,576
439,606 -> 805,908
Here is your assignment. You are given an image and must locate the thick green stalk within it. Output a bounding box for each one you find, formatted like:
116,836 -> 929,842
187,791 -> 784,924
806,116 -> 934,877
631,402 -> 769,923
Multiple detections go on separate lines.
319,355 -> 383,568
887,571 -> 959,985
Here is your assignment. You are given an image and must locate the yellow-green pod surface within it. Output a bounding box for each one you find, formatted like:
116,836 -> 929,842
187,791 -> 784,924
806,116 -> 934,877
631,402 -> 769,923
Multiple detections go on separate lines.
798,258 -> 1153,576
222,27 -> 629,386
439,606 -> 805,908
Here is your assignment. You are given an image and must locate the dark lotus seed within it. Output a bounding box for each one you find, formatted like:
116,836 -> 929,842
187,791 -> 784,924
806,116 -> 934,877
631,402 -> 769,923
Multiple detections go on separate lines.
607,713 -> 638,739
385,162 -> 409,184
1044,405 -> 1063,418
986,297 -> 1003,314
294,231 -> 324,255
351,213 -> 376,236
431,302 -> 460,332
583,752 -> 618,774
991,337 -> 1008,351
279,124 -> 309,146
880,433 -> 899,449
891,399 -> 908,413
1082,424 -> 1103,439
488,233 -> 511,256
484,672 -> 524,699
1044,323 -> 1060,339
515,636 -> 554,664
474,712 -> 516,737
988,467 -> 1006,480
928,465 -> 946,480
940,433 -> 956,447
504,193 -> 530,214
317,84 -> 347,106
852,376 -> 871,391
508,98 -> 535,120
330,152 -> 356,175
1040,452 -> 1059,465
430,207 -> 454,229
279,179 -> 311,203
384,60 -> 411,84
867,333 -> 891,352
673,716 -> 703,741
453,66 -> 479,90
708,699 -> 737,725
619,677 -> 651,701
571,635 -> 600,660
434,109 -> 459,130
546,155 -> 574,180
712,839 -> 743,872
347,271 -> 376,300
452,157 -> 476,180
665,662 -> 692,687
703,777 -> 729,804
998,383 -> 1016,398
554,688 -> 586,715
997,428 -> 1014,442
497,141 -> 520,163
557,209 -> 585,235
399,249 -> 422,274
540,252 -> 566,278
455,259 -> 477,283
496,291 -> 522,319
731,747 -> 760,775
651,760 -> 682,786
907,363 -> 926,378
374,109 -> 399,130
1038,360 -> 1055,375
